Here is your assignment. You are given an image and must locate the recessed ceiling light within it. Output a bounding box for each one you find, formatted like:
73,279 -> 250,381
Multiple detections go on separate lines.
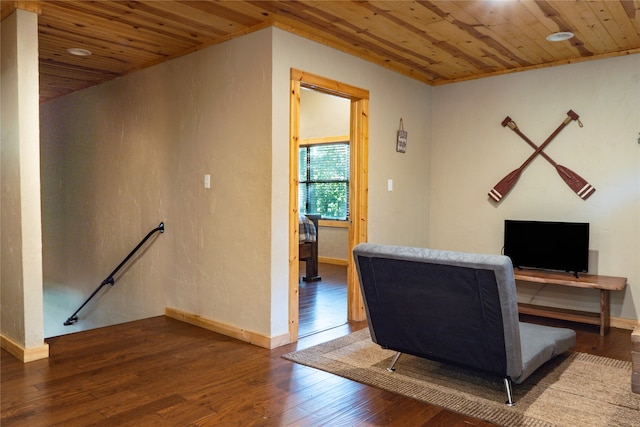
546,32 -> 574,42
66,47 -> 92,57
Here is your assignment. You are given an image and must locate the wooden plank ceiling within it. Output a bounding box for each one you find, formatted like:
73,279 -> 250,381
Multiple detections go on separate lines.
2,1 -> 640,103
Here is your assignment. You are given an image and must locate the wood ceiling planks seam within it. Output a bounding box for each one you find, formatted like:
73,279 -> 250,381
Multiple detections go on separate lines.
1,0 -> 638,102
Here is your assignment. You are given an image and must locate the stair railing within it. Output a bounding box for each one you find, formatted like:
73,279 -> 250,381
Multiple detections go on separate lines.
64,222 -> 165,326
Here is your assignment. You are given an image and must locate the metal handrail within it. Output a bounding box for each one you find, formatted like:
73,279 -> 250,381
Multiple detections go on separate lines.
63,222 -> 165,326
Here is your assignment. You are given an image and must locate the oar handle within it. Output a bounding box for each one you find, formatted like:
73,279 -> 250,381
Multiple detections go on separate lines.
501,116 -> 513,128
502,110 -> 580,130
567,109 -> 579,122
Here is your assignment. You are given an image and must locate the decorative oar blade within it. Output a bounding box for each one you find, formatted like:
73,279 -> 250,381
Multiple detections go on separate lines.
489,169 -> 521,202
556,165 -> 596,199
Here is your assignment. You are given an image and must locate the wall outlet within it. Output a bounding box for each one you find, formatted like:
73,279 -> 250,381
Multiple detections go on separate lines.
204,174 -> 211,189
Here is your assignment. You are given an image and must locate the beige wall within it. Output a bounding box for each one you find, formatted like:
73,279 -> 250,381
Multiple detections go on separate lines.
40,27 -> 433,340
40,24 -> 637,344
300,89 -> 350,261
430,55 -> 640,321
300,88 -> 351,139
41,29 -> 272,338
1,10 -> 46,354
270,28 -> 433,334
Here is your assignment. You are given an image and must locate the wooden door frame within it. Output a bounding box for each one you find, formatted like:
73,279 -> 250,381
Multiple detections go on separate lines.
289,69 -> 369,341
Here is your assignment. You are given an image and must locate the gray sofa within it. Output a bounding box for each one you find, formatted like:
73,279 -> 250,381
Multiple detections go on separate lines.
353,242 -> 576,405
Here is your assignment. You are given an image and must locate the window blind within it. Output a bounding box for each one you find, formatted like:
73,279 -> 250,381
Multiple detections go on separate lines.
299,142 -> 349,220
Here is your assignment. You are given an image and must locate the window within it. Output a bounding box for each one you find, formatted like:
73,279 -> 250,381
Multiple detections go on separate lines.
299,142 -> 349,220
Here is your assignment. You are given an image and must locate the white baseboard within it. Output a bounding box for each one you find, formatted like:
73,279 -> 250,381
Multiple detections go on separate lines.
165,307 -> 290,349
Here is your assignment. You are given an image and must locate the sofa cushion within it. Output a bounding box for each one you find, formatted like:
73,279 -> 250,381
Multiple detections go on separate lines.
514,322 -> 576,383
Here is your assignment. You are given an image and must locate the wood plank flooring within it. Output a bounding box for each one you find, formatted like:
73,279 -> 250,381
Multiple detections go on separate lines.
1,263 -> 633,426
298,262 -> 347,338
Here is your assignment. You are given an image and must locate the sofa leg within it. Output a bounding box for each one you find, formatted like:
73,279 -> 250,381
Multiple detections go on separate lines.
503,378 -> 515,406
387,352 -> 402,372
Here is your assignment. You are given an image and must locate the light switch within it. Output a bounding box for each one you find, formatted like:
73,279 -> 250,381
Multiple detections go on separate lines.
388,179 -> 393,192
204,174 -> 211,189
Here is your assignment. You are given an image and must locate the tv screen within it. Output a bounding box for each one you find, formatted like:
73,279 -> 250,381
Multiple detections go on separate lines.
504,220 -> 589,274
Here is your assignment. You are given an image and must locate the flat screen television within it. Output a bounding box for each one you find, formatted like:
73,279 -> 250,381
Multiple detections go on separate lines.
503,220 -> 589,276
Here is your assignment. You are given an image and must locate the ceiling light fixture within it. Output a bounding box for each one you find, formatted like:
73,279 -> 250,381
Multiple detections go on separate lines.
546,32 -> 574,42
66,47 -> 92,56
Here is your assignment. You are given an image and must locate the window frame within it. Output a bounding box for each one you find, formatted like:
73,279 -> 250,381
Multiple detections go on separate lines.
298,135 -> 350,222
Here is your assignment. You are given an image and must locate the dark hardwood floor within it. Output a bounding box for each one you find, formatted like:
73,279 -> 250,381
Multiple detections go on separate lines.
298,262 -> 347,338
1,263 -> 632,426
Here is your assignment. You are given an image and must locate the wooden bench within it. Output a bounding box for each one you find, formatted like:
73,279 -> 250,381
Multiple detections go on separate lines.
514,269 -> 627,336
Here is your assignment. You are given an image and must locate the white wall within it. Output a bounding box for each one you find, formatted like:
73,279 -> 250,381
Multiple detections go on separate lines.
430,55 -> 640,321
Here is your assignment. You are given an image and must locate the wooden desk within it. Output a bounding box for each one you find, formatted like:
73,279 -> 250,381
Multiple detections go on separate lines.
514,269 -> 627,336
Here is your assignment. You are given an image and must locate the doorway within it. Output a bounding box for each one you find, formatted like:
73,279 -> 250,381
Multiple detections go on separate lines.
288,69 -> 369,342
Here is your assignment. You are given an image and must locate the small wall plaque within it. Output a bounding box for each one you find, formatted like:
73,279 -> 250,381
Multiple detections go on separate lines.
396,118 -> 407,153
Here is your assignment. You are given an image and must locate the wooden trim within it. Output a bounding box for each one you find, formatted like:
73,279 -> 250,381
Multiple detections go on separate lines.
299,137 -> 351,227
347,97 -> 368,321
0,334 -> 49,363
289,68 -> 369,339
318,256 -> 349,266
165,307 -> 289,350
291,69 -> 369,100
289,77 -> 302,342
611,317 -> 640,331
319,219 -> 348,228
436,49 -> 640,87
300,135 -> 350,146
1,2 -> 41,20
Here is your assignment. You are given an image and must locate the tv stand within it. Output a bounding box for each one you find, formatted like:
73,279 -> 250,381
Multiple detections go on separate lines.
514,269 -> 627,336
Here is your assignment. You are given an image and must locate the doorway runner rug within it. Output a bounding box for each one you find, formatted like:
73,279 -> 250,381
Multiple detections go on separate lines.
282,328 -> 640,427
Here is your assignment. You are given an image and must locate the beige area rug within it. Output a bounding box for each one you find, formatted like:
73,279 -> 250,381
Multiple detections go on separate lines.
283,328 -> 640,427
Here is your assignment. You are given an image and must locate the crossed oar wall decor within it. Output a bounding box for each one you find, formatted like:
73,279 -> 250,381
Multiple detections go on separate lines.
488,109 -> 595,203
